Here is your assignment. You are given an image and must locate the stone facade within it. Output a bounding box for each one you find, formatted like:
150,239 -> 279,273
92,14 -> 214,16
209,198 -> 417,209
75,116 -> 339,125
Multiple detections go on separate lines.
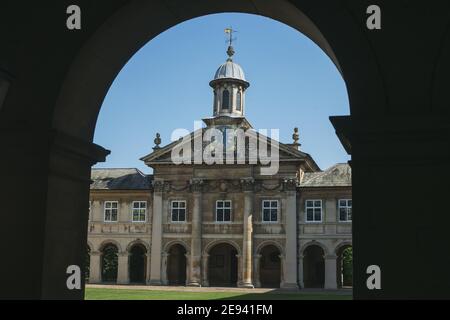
87,45 -> 352,289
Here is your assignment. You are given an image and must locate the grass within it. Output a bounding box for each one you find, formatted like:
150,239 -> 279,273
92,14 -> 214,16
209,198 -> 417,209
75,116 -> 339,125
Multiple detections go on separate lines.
85,288 -> 352,300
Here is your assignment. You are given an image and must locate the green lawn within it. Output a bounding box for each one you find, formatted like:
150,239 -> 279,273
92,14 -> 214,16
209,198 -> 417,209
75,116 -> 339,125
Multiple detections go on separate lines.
85,288 -> 352,300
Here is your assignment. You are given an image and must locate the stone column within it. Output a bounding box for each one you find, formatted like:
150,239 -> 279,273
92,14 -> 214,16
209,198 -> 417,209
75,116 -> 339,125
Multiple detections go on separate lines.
185,253 -> 191,286
240,178 -> 254,288
89,251 -> 101,283
253,254 -> 262,288
282,178 -> 299,289
236,254 -> 243,286
298,254 -> 305,289
280,255 -> 286,287
324,254 -> 338,289
117,251 -> 129,284
161,251 -> 169,285
149,180 -> 164,285
201,254 -> 209,286
188,178 -> 203,286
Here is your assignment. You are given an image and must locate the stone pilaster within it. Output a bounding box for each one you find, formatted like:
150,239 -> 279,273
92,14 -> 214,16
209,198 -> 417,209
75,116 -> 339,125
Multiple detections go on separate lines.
240,178 -> 254,288
298,254 -> 305,289
253,254 -> 262,288
201,254 -> 209,287
161,251 -> 169,285
324,254 -> 338,289
117,252 -> 129,284
282,178 -> 299,289
188,178 -> 203,286
89,251 -> 101,283
149,180 -> 165,285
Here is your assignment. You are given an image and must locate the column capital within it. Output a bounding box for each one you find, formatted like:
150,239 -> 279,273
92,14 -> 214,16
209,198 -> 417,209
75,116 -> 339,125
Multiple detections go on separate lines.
324,254 -> 338,260
282,178 -> 297,192
152,180 -> 167,192
190,178 -> 204,193
240,177 -> 255,192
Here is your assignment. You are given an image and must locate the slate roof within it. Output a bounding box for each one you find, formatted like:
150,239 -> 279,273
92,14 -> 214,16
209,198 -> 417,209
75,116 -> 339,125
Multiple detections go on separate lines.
90,168 -> 152,190
300,163 -> 351,187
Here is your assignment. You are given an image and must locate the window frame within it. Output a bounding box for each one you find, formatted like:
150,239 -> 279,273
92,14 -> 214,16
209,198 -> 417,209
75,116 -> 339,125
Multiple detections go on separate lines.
305,199 -> 322,223
103,200 -> 119,222
131,201 -> 147,223
215,200 -> 232,223
261,199 -> 279,223
236,90 -> 242,111
170,200 -> 187,223
222,89 -> 230,110
338,199 -> 352,222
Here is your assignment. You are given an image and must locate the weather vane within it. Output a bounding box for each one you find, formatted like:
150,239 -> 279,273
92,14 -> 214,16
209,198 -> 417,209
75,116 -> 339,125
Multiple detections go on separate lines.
224,27 -> 237,60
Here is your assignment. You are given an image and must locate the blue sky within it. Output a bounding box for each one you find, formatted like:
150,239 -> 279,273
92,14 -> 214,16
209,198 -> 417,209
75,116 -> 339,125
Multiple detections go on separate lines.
93,13 -> 350,174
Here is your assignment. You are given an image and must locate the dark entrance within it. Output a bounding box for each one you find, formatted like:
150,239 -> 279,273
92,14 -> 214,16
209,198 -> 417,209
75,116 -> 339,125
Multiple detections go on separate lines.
85,246 -> 91,283
101,243 -> 118,283
208,243 -> 238,287
303,245 -> 325,288
337,246 -> 353,288
129,244 -> 147,284
259,245 -> 281,288
167,244 -> 187,285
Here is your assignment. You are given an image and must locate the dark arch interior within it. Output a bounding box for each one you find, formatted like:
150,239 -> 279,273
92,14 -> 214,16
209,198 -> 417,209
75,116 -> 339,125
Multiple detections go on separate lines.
101,244 -> 118,283
303,245 -> 325,288
85,246 -> 91,283
208,243 -> 238,287
167,244 -> 187,285
259,245 -> 281,288
337,246 -> 353,288
129,244 -> 147,284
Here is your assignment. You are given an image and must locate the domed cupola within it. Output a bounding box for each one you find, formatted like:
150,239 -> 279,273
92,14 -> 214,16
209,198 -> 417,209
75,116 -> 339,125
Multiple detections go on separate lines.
209,31 -> 250,118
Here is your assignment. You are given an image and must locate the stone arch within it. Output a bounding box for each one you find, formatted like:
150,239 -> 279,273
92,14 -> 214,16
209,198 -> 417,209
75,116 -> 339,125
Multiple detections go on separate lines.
257,243 -> 282,288
256,240 -> 284,256
164,240 -> 190,254
28,0 -> 387,298
300,241 -> 329,257
87,241 -> 93,252
335,241 -> 353,255
126,239 -> 150,253
335,241 -> 353,288
52,0 -> 386,143
204,239 -> 242,256
99,241 -> 119,283
166,243 -> 188,286
302,242 -> 326,288
207,241 -> 240,287
98,239 -> 122,253
128,241 -> 148,284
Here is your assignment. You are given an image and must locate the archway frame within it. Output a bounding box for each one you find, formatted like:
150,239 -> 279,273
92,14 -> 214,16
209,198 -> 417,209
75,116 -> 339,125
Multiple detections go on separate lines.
300,241 -> 329,257
204,239 -> 242,256
256,240 -> 284,256
53,0 -> 385,142
36,0 -> 387,299
126,239 -> 150,254
98,239 -> 123,253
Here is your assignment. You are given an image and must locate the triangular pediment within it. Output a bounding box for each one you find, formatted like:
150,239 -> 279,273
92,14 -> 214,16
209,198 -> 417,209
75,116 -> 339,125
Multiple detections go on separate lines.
140,128 -> 320,171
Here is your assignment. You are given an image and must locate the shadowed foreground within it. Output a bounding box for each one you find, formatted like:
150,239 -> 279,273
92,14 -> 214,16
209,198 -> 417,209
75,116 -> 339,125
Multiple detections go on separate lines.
85,287 -> 352,300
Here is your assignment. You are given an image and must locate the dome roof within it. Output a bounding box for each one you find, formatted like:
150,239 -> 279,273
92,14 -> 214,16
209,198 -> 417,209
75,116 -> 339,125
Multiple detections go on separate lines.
213,60 -> 246,82
210,59 -> 249,88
